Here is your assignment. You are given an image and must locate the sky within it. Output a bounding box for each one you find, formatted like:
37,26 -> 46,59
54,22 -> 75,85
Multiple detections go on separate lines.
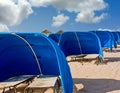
0,0 -> 120,33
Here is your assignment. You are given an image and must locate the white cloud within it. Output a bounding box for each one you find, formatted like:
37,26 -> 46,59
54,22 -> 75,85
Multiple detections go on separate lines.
52,14 -> 69,27
0,0 -> 33,26
0,0 -> 108,31
29,0 -> 52,7
75,12 -> 107,23
98,28 -> 120,31
116,28 -> 120,31
0,24 -> 9,32
30,0 -> 108,23
98,28 -> 112,31
29,0 -> 107,12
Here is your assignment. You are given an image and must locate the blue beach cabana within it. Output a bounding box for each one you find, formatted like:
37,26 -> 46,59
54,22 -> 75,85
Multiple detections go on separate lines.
116,32 -> 120,43
112,32 -> 119,44
0,33 -> 73,93
91,31 -> 113,51
59,32 -> 103,58
109,32 -> 117,48
48,34 -> 61,44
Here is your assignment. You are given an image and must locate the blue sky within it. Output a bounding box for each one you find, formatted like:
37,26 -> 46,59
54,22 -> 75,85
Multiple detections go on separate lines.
0,0 -> 120,33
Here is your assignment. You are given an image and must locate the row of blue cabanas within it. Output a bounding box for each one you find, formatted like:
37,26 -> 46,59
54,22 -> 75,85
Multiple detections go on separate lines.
48,31 -> 120,60
92,31 -> 120,48
91,31 -> 115,51
1,31 -> 120,93
0,33 -> 73,93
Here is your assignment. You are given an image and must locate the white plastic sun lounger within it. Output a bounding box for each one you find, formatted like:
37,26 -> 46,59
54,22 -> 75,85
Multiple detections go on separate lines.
24,75 -> 61,93
0,75 -> 35,93
83,54 -> 104,64
69,54 -> 87,61
67,54 -> 103,65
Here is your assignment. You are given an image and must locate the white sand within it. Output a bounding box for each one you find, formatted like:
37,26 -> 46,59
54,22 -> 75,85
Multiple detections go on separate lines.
69,45 -> 120,93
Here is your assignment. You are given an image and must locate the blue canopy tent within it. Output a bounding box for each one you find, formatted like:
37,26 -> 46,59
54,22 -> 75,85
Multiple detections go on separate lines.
48,34 -> 61,44
0,33 -> 73,93
109,32 -> 117,48
111,32 -> 119,48
112,32 -> 119,43
91,31 -> 112,51
59,32 -> 103,58
116,32 -> 120,43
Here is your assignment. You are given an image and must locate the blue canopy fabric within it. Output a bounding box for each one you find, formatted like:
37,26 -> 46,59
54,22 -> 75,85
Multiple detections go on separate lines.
59,32 -> 103,58
91,31 -> 112,51
109,32 -> 117,48
0,33 -> 73,93
48,34 -> 61,44
116,32 -> 120,43
112,32 -> 119,43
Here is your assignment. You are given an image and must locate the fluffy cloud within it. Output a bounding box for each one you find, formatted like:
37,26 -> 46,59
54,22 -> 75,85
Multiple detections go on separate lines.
0,0 -> 33,26
29,0 -> 52,7
75,12 -> 107,23
0,0 -> 108,30
98,28 -> 120,31
30,0 -> 108,23
0,24 -> 9,32
52,14 -> 69,27
29,0 -> 107,12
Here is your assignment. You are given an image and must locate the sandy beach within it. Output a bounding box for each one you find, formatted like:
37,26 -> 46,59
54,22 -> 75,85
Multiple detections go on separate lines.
69,45 -> 120,93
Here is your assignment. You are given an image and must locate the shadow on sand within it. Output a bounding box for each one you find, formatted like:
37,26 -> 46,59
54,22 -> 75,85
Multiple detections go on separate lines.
74,78 -> 120,93
104,57 -> 120,63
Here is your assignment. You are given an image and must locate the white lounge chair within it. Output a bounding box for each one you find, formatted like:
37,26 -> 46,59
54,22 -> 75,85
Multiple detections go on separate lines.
0,75 -> 35,93
67,54 -> 103,65
24,75 -> 61,93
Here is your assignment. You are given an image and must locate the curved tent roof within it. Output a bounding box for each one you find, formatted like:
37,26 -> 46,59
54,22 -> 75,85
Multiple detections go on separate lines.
109,32 -> 117,48
59,32 -> 103,58
91,31 -> 112,51
112,32 -> 119,42
0,33 -> 73,93
116,32 -> 120,43
48,34 -> 61,44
